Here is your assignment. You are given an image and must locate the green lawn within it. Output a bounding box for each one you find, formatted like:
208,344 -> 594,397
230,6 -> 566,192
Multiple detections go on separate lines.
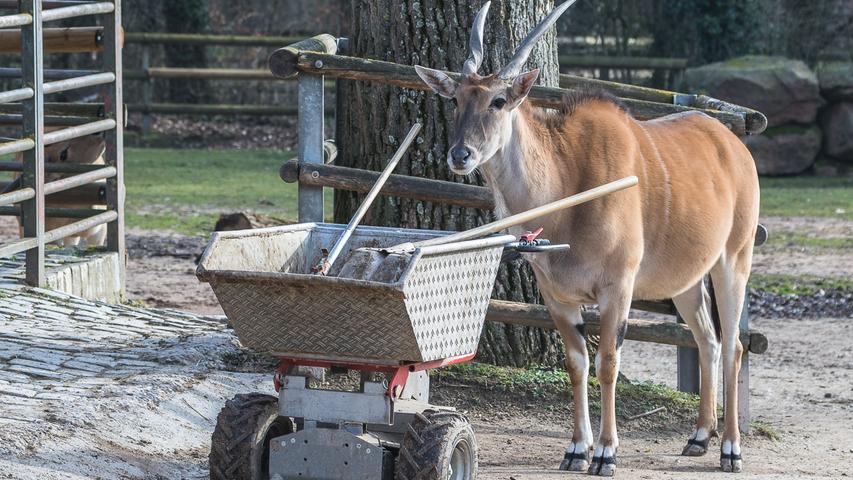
759,176 -> 853,220
125,148 -> 307,235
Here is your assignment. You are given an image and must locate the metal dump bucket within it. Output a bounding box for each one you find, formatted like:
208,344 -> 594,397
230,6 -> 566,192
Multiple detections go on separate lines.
197,223 -> 512,365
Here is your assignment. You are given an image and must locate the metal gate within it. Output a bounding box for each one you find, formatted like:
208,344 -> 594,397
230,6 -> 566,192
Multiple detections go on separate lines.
0,0 -> 124,287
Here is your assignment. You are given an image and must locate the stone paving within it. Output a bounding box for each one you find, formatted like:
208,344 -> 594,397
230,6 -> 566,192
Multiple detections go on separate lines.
0,274 -> 269,479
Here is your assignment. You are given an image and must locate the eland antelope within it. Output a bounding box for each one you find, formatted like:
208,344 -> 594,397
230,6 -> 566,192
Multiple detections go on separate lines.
415,1 -> 759,475
13,132 -> 107,247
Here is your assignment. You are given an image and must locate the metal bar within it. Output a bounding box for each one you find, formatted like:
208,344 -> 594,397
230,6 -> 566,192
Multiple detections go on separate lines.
0,1 -> 93,8
43,72 -> 115,95
0,67 -> 98,79
676,311 -> 701,394
102,0 -> 125,295
43,210 -> 116,244
0,87 -> 34,105
0,206 -> 107,218
321,123 -> 422,274
41,2 -> 114,22
0,12 -> 31,28
0,187 -> 35,207
44,166 -> 116,195
42,119 -> 116,146
0,114 -> 97,126
297,74 -> 325,222
21,0 -> 45,286
0,161 -> 106,173
0,237 -> 38,259
0,138 -> 35,156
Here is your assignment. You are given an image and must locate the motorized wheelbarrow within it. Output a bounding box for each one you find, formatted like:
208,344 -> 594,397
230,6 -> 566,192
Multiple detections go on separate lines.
197,223 -> 532,480
196,177 -> 637,480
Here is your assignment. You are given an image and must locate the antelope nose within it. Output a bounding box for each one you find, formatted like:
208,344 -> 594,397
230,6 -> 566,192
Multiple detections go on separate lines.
450,146 -> 471,168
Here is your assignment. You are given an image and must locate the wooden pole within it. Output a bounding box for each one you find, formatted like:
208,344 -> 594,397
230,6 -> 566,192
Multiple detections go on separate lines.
279,160 -> 495,210
485,299 -> 768,354
280,51 -> 750,136
0,27 -> 104,54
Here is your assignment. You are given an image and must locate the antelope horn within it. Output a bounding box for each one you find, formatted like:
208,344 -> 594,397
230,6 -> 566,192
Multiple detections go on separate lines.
462,1 -> 491,76
497,0 -> 578,80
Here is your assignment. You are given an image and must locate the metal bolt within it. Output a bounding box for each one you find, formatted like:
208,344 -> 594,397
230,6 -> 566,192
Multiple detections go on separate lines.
291,438 -> 296,443
314,60 -> 324,69
366,448 -> 371,454
281,440 -> 287,447
311,170 -> 320,179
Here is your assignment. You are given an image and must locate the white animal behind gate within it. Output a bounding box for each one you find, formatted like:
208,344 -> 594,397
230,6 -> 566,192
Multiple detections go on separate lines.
415,0 -> 759,476
14,132 -> 107,247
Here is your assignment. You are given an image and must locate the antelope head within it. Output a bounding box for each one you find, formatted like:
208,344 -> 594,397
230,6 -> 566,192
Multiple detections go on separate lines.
415,1 -> 576,175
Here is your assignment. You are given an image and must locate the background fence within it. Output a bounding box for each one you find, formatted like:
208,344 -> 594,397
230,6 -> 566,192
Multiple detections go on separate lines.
0,0 -> 124,288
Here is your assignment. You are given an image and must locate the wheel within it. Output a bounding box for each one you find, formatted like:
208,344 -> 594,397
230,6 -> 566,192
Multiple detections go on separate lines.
395,410 -> 478,480
209,393 -> 294,480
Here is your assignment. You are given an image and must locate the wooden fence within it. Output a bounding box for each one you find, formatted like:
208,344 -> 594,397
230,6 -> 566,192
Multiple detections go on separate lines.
270,34 -> 768,433
0,0 -> 124,289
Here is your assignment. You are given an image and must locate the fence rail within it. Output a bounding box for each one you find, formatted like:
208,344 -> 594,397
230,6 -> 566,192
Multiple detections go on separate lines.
0,0 -> 124,288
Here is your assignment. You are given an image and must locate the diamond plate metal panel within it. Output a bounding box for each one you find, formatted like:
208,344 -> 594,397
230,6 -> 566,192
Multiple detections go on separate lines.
403,246 -> 503,361
211,280 -> 417,361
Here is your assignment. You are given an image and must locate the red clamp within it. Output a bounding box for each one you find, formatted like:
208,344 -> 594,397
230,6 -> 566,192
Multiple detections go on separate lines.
519,227 -> 544,243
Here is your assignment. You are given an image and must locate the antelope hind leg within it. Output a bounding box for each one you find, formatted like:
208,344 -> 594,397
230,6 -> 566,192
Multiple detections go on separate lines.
672,280 -> 721,456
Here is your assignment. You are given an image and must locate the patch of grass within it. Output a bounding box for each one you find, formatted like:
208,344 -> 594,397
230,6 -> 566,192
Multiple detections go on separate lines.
749,274 -> 853,295
125,148 -> 332,235
766,231 -> 853,250
760,176 -> 853,220
748,420 -> 780,441
435,362 -> 699,420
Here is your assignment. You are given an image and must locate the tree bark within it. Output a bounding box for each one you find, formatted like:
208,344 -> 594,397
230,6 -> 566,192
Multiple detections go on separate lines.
336,0 -> 564,367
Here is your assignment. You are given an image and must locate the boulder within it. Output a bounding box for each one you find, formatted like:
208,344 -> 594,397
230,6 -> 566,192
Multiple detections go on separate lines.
684,56 -> 823,127
820,102 -> 853,162
817,62 -> 853,102
743,125 -> 822,175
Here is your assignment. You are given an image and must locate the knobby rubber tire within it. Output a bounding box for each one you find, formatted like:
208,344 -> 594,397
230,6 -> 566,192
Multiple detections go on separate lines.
395,410 -> 478,480
209,393 -> 294,480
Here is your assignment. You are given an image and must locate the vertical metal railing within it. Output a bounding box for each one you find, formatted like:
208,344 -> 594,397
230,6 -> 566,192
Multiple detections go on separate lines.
0,0 -> 124,290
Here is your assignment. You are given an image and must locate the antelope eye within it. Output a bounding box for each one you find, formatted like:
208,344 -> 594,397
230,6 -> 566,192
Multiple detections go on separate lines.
491,97 -> 507,110
450,98 -> 458,107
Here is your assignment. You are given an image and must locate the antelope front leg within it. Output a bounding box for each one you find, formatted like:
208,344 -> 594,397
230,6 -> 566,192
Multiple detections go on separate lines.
588,290 -> 632,477
550,302 -> 594,472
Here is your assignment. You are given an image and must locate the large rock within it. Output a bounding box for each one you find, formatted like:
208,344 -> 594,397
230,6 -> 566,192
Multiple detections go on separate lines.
743,125 -> 822,175
684,56 -> 823,127
820,102 -> 853,162
817,62 -> 853,101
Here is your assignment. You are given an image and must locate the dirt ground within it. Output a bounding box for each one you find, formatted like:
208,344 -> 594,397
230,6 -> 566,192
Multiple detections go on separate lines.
1,215 -> 851,478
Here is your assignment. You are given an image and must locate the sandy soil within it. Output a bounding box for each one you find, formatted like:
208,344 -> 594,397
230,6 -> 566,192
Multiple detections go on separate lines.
0,215 -> 851,478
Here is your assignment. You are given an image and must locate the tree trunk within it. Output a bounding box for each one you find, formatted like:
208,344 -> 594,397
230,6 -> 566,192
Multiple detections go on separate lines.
162,0 -> 210,103
336,0 -> 564,367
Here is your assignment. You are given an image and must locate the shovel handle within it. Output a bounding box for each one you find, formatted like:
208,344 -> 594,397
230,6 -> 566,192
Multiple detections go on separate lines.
407,175 -> 638,249
319,123 -> 422,274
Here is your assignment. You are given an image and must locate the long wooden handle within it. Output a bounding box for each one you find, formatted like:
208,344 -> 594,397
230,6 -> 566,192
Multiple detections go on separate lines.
321,123 -> 421,274
409,175 -> 638,249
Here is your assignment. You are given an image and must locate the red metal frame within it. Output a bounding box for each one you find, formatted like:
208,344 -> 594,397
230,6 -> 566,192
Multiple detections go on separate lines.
273,352 -> 476,397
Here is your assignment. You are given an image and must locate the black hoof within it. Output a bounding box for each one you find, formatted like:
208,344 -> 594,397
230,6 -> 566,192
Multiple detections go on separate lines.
720,452 -> 743,473
560,450 -> 589,471
587,455 -> 616,476
682,437 -> 710,456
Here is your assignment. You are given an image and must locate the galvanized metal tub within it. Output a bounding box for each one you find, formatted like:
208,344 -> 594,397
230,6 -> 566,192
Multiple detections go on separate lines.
196,223 -> 511,365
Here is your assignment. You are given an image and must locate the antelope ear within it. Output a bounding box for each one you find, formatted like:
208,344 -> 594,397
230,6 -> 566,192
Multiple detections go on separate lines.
415,65 -> 459,99
508,68 -> 540,108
